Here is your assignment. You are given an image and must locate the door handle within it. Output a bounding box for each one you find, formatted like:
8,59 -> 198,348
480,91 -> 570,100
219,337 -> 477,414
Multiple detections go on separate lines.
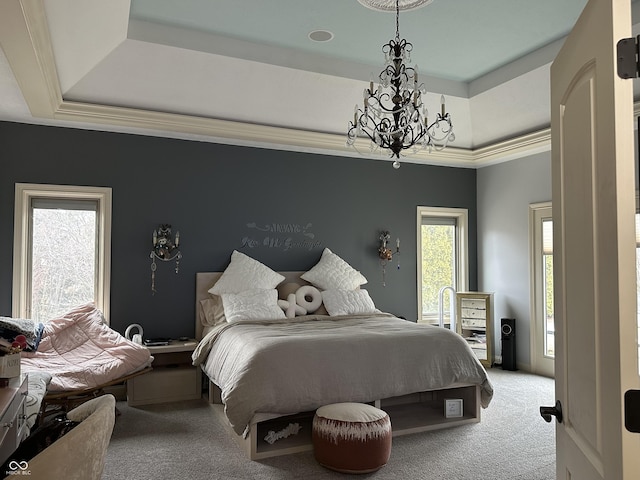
540,400 -> 563,424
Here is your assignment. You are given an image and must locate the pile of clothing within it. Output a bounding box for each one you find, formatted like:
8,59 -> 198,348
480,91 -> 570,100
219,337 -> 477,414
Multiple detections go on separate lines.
0,317 -> 45,353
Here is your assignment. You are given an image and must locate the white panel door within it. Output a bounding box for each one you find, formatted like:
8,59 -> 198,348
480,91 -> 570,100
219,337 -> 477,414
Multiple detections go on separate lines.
550,0 -> 640,478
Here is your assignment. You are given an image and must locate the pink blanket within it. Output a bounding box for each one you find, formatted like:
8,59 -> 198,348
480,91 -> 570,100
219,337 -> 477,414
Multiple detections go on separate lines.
21,303 -> 152,392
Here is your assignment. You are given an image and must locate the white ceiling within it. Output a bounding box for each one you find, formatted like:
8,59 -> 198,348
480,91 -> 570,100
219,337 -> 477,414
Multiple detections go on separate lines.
0,0 -> 639,167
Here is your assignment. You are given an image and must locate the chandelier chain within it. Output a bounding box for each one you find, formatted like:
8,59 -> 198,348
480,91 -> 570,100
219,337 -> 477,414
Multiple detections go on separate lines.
395,0 -> 400,41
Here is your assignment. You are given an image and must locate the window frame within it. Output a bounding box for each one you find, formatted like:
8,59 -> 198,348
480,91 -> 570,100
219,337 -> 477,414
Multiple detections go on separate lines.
528,201 -> 554,377
12,183 -> 112,323
416,206 -> 469,323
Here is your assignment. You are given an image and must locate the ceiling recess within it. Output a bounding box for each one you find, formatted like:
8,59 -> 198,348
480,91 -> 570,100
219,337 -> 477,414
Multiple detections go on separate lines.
357,0 -> 434,12
308,30 -> 334,42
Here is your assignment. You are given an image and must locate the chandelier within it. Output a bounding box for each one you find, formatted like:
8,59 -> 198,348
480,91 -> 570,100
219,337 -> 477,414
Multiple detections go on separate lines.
347,0 -> 454,168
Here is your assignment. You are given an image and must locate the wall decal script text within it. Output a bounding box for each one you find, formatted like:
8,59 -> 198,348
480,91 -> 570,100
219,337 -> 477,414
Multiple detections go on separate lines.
241,222 -> 322,251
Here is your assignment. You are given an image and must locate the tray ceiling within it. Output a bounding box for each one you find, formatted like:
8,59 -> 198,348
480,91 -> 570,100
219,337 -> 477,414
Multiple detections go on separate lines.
1,0 -> 639,166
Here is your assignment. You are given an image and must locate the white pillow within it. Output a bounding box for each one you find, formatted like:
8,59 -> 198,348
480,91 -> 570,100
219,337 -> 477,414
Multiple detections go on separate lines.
199,296 -> 226,326
300,248 -> 367,290
295,285 -> 322,313
321,289 -> 378,316
277,293 -> 307,318
221,289 -> 286,323
209,250 -> 285,295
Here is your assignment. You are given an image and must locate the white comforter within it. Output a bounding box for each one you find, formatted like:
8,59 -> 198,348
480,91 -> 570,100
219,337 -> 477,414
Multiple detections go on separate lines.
193,313 -> 493,435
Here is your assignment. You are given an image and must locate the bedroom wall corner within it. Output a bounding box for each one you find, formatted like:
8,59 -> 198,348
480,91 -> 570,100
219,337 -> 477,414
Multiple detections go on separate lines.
476,151 -> 552,372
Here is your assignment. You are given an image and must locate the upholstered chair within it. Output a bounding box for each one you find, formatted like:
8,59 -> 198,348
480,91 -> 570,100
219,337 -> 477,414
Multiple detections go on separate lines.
4,394 -> 116,480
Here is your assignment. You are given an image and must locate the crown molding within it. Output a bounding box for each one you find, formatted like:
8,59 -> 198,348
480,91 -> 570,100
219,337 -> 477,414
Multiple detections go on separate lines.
0,0 -> 553,168
0,0 -> 61,117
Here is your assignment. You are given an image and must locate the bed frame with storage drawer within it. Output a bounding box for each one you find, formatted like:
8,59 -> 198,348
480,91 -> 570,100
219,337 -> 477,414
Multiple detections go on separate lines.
196,272 -> 483,460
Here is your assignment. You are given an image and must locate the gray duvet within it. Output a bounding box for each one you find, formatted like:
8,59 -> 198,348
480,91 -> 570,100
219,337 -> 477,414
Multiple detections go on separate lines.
192,313 -> 493,436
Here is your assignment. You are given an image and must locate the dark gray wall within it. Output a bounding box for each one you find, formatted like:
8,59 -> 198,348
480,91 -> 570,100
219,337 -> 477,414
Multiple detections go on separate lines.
0,121 -> 477,338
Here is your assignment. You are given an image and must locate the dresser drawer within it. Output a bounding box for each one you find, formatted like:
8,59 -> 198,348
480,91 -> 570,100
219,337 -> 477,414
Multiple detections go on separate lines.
461,318 -> 486,329
460,308 -> 486,320
460,299 -> 486,310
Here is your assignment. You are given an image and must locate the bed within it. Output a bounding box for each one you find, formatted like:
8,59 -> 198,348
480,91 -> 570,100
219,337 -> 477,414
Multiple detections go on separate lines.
193,250 -> 494,460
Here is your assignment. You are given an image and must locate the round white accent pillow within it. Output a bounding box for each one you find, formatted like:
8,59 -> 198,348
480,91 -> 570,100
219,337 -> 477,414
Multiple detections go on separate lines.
296,285 -> 322,313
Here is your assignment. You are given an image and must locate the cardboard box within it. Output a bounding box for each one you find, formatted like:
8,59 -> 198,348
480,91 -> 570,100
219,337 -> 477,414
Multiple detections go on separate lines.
0,353 -> 21,378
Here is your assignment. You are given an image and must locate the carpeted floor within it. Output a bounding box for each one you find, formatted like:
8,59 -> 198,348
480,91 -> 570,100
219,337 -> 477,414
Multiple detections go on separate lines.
103,369 -> 555,480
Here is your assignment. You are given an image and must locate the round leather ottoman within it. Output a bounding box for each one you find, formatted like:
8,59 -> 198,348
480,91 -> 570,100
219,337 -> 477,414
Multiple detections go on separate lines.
312,402 -> 392,474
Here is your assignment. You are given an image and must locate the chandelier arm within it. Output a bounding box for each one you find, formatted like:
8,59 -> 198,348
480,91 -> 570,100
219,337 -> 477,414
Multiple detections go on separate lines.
350,122 -> 393,150
367,93 -> 417,113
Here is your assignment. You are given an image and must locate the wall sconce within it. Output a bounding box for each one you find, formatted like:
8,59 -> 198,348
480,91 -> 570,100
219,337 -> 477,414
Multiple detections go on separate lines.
150,224 -> 182,295
378,231 -> 400,287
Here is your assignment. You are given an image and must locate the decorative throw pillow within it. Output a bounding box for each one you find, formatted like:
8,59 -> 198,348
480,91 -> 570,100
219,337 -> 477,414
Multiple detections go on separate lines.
301,248 -> 367,291
209,250 -> 285,295
221,289 -> 286,323
199,296 -> 226,326
295,285 -> 322,313
321,289 -> 378,316
277,293 -> 307,318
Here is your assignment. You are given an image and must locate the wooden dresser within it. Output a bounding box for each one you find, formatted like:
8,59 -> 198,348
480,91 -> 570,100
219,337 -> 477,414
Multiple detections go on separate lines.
456,292 -> 494,367
0,375 -> 28,465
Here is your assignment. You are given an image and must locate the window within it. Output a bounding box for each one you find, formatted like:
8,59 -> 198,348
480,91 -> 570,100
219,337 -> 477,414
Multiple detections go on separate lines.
13,184 -> 112,323
542,218 -> 554,357
417,207 -> 468,324
529,202 -> 554,377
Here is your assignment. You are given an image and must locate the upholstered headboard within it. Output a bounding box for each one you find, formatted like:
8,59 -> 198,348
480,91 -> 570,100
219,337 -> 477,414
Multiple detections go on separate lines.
195,271 -> 309,340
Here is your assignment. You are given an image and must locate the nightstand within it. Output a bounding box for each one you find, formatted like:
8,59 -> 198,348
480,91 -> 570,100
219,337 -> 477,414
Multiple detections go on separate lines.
127,340 -> 202,406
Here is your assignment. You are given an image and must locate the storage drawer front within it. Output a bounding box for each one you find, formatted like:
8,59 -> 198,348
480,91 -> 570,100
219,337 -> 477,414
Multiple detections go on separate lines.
127,367 -> 201,406
470,344 -> 487,360
460,308 -> 486,320
461,318 -> 486,329
460,299 -> 486,309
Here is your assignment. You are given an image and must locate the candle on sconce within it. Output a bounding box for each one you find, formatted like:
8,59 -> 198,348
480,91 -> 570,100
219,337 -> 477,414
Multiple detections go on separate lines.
396,237 -> 400,250
175,231 -> 180,247
153,229 -> 157,246
441,95 -> 446,116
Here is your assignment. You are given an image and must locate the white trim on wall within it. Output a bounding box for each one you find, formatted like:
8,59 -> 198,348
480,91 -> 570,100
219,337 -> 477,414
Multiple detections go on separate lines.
416,206 -> 469,323
12,183 -> 112,322
528,201 -> 554,377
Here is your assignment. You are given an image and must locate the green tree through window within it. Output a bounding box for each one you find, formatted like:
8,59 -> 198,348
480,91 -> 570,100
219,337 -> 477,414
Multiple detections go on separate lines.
417,207 -> 468,324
